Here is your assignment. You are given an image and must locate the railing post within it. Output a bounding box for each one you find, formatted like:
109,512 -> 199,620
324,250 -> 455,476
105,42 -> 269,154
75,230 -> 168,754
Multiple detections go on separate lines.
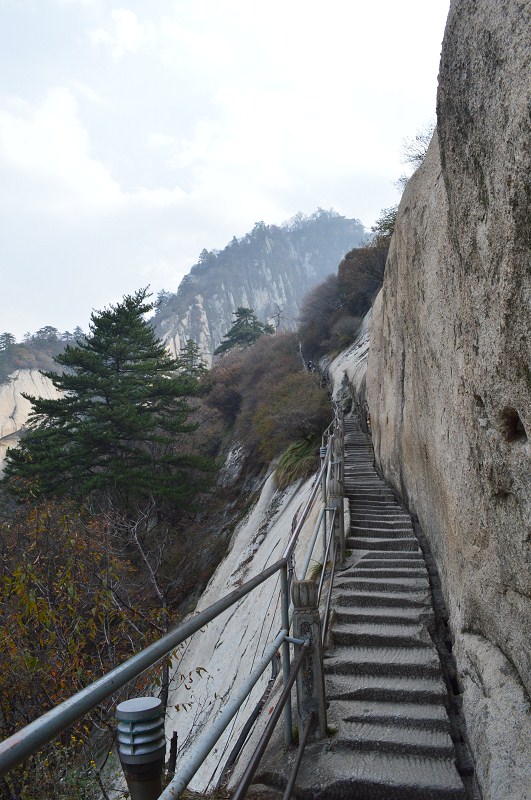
291,581 -> 327,739
280,563 -> 293,747
328,478 -> 345,567
319,445 -> 327,503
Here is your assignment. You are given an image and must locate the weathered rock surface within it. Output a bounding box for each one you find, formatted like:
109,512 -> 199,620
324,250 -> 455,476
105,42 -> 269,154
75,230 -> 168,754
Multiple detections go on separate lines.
0,369 -> 61,470
324,308 -> 371,407
365,1 -> 531,797
153,211 -> 365,364
164,472 -> 320,793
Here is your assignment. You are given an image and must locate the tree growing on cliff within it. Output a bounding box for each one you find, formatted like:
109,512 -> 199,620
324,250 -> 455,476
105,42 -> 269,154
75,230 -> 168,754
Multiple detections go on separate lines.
214,307 -> 274,355
177,339 -> 208,381
402,120 -> 435,170
337,245 -> 387,316
3,288 -> 212,514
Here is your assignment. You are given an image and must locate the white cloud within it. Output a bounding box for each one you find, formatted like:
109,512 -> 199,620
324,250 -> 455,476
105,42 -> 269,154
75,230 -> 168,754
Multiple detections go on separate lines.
55,0 -> 102,6
88,9 -> 156,59
70,80 -> 112,108
0,87 -> 190,219
0,88 -> 123,215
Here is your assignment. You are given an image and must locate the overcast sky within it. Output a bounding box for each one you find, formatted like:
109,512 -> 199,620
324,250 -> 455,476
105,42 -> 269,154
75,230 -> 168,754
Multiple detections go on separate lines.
1,0 -> 450,340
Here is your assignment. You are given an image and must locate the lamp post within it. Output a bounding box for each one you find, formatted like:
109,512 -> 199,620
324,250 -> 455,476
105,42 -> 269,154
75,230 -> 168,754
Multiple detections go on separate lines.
116,697 -> 166,800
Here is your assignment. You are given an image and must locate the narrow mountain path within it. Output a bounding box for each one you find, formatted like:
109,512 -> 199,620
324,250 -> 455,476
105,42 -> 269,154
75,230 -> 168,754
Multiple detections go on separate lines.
317,417 -> 466,798
252,418 -> 470,799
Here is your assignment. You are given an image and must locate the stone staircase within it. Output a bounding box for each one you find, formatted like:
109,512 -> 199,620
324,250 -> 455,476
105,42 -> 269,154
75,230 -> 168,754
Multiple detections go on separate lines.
316,418 -> 466,798
252,418 -> 470,799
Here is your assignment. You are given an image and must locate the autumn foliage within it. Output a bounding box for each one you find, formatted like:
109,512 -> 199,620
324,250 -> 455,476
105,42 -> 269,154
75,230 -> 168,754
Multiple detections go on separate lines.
0,499 -> 166,798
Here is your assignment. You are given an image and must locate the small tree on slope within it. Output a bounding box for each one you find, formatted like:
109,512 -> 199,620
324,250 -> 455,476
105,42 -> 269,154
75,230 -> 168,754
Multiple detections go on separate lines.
3,288 -> 212,514
214,307 -> 274,355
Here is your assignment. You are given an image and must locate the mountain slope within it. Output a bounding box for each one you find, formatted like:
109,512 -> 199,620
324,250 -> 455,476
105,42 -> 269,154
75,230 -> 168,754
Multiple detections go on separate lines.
153,209 -> 366,363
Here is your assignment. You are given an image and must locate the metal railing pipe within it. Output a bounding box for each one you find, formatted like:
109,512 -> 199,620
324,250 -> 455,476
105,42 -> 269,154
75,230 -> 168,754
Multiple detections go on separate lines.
0,558 -> 286,777
317,509 -> 336,602
283,440 -> 331,560
280,563 -> 293,748
159,629 -> 288,799
321,538 -> 338,647
231,639 -> 310,800
282,711 -> 315,800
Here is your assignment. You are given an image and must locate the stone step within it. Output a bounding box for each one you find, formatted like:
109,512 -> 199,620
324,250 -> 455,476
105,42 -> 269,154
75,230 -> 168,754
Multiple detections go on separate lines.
335,721 -> 456,758
347,537 -> 420,551
347,498 -> 398,507
331,622 -> 432,648
325,645 -> 439,678
348,496 -> 401,503
257,752 -> 466,800
356,557 -> 424,568
335,590 -> 429,608
343,469 -> 385,474
350,518 -> 413,529
298,752 -> 466,799
331,699 -> 451,732
348,502 -> 404,511
344,477 -> 382,481
357,551 -> 423,562
334,606 -> 429,625
344,488 -> 396,494
350,567 -> 427,578
326,673 -> 448,704
348,516 -> 411,523
343,479 -> 389,487
340,567 -> 427,580
349,527 -> 415,538
334,576 -> 429,593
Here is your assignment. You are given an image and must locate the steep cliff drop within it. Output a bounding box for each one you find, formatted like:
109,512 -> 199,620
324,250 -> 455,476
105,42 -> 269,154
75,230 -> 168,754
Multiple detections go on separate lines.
366,1 -> 530,797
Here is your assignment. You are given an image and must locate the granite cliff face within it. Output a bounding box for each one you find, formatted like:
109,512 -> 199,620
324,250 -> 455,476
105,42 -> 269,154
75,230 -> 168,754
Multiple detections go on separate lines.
0,370 -> 61,469
365,1 -> 530,797
153,211 -> 366,364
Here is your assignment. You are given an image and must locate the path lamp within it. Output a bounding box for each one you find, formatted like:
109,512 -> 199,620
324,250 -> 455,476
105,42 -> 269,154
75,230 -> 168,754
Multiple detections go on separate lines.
116,697 -> 166,800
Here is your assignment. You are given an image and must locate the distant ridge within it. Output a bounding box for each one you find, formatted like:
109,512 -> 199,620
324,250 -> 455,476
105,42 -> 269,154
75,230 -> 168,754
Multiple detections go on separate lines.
153,208 -> 366,363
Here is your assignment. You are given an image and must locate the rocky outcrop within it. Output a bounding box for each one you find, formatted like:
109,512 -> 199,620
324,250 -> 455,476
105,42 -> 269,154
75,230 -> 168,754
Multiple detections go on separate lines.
0,370 -> 61,470
325,309 -> 371,413
365,1 -> 531,797
153,211 -> 366,364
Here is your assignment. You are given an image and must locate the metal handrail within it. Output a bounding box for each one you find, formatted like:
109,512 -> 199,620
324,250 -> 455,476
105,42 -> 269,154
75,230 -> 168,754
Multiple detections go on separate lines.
158,630 -> 289,798
283,438 -> 331,560
282,711 -> 315,800
317,507 -> 337,602
321,536 -> 338,647
231,640 -> 311,800
1,409 -> 345,799
0,558 -> 285,776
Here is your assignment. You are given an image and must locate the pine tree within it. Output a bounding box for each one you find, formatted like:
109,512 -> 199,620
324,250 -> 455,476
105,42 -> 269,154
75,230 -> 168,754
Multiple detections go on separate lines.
4,289 -> 212,511
214,307 -> 274,355
176,339 -> 208,381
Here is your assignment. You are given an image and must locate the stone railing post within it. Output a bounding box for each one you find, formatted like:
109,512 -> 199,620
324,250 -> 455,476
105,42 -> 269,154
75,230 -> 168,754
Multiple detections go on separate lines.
328,477 -> 345,567
291,580 -> 327,739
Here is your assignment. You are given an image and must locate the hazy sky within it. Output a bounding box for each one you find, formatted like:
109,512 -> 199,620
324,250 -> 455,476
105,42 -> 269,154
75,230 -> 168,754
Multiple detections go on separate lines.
1,0 -> 450,339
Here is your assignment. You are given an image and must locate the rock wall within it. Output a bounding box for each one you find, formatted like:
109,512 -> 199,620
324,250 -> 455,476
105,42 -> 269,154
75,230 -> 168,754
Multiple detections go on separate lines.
366,2 -> 531,797
0,370 -> 61,470
324,309 -> 371,403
